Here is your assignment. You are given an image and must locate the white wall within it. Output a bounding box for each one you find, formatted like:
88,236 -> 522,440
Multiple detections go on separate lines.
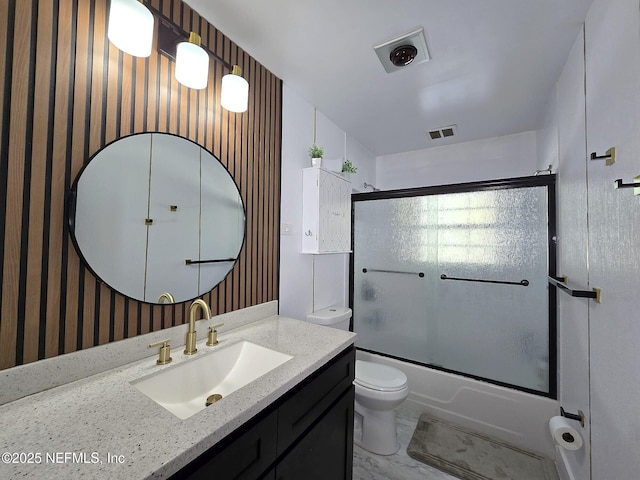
279,84 -> 314,321
584,0 -> 640,478
376,131 -> 538,190
537,0 -> 640,478
536,85 -> 559,172
346,135 -> 377,193
279,84 -> 375,321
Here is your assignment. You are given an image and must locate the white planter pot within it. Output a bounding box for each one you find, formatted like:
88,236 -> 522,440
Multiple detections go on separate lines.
311,157 -> 322,167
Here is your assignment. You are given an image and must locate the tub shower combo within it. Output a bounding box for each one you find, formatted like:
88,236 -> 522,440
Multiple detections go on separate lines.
351,176 -> 557,398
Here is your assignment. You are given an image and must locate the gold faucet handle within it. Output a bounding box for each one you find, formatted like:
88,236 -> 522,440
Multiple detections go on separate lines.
206,323 -> 225,347
149,339 -> 173,365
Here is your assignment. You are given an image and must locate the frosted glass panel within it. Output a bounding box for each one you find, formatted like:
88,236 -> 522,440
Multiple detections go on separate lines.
353,197 -> 437,362
353,185 -> 550,393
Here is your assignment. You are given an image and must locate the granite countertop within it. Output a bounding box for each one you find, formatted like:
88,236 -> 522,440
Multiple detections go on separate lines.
0,315 -> 356,479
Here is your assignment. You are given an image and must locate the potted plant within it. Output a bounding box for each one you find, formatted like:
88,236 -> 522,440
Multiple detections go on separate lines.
341,159 -> 357,179
308,144 -> 324,167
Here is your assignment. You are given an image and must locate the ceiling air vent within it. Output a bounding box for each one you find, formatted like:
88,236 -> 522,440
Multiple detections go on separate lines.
427,125 -> 457,140
374,27 -> 430,74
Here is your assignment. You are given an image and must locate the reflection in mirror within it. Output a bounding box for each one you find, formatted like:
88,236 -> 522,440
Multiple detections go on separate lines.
69,133 -> 245,304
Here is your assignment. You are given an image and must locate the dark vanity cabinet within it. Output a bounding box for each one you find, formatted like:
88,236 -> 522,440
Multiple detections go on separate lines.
170,345 -> 355,480
276,388 -> 354,480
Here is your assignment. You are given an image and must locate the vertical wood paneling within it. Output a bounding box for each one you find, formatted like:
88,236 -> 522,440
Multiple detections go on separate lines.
0,0 -> 14,370
257,65 -> 266,304
18,0 -> 39,365
266,71 -> 273,302
49,0 -> 73,358
0,0 -> 282,371
26,0 -> 53,363
0,0 -> 7,145
273,79 -> 281,302
249,56 -> 258,307
240,50 -> 250,309
225,35 -> 235,311
42,0 -> 60,359
62,0 -> 79,355
90,0 -> 112,347
146,46 -> 158,132
265,71 -> 273,302
74,0 -> 93,352
4,0 -> 30,366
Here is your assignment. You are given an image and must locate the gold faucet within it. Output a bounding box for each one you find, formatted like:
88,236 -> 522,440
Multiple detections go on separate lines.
157,292 -> 175,304
184,299 -> 211,355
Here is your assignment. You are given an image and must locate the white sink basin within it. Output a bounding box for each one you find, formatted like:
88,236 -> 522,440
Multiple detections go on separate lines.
131,341 -> 293,419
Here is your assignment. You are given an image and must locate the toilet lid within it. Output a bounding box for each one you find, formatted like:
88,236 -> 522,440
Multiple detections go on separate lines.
354,360 -> 408,392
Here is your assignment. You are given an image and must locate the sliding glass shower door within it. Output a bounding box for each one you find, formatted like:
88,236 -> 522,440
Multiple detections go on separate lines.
352,178 -> 555,396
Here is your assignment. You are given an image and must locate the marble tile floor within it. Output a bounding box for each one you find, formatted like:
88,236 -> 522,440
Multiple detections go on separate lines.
353,403 -> 458,480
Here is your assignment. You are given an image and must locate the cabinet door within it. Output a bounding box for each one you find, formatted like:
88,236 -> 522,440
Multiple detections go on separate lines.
317,170 -> 351,252
302,168 -> 351,253
276,387 -> 355,480
277,347 -> 355,455
169,409 -> 277,480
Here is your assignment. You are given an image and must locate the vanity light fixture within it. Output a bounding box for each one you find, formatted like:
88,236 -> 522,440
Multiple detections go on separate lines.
175,32 -> 210,90
107,0 -> 154,57
221,65 -> 249,113
108,3 -> 250,110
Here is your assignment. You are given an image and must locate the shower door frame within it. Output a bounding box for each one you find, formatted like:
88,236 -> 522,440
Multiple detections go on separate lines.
349,174 -> 557,399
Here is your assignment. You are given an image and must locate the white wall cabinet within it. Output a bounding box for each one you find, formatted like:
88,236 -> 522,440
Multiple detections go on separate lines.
302,167 -> 351,253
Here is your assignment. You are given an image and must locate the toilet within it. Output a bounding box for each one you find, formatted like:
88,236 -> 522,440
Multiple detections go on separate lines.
306,306 -> 409,455
353,360 -> 408,454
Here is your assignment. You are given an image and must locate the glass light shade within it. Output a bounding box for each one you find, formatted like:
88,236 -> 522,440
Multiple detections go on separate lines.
175,33 -> 209,90
221,66 -> 249,112
107,0 -> 154,58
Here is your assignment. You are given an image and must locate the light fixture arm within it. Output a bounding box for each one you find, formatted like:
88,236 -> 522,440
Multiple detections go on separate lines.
143,2 -> 234,71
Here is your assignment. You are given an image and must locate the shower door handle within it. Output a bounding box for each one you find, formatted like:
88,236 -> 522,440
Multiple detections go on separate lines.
362,268 -> 424,277
440,274 -> 529,286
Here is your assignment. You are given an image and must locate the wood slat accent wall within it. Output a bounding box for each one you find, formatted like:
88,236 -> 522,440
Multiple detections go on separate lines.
0,0 -> 282,370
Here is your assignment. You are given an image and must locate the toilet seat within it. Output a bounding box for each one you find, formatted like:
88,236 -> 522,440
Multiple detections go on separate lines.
355,360 -> 408,392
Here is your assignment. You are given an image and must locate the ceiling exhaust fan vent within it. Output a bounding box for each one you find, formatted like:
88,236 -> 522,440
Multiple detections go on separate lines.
374,27 -> 430,74
427,125 -> 457,140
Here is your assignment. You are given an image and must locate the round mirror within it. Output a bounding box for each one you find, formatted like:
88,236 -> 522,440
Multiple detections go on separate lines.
68,133 -> 245,304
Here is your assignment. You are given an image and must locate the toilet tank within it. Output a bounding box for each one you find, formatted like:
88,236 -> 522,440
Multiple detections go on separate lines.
306,306 -> 352,331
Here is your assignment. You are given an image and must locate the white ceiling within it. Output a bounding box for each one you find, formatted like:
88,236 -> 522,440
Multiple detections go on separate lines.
186,0 -> 594,157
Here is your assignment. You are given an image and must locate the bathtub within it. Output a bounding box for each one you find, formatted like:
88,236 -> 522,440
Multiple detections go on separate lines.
356,349 -> 559,458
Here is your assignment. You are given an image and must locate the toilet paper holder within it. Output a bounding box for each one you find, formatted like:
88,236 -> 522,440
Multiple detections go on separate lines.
560,406 -> 585,428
